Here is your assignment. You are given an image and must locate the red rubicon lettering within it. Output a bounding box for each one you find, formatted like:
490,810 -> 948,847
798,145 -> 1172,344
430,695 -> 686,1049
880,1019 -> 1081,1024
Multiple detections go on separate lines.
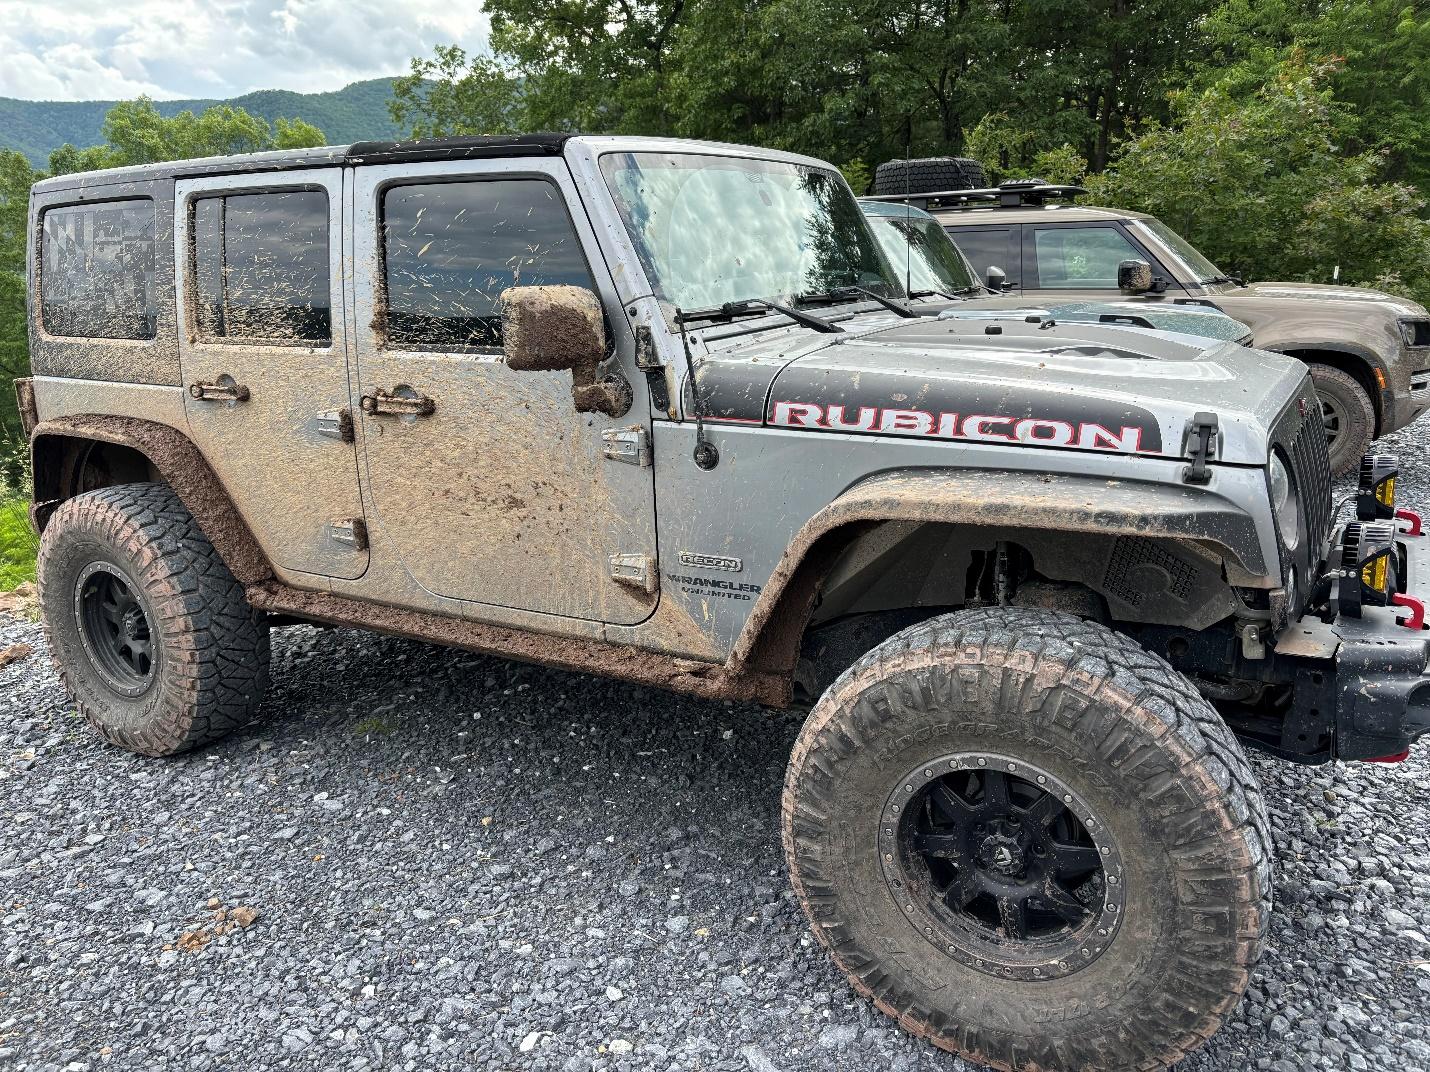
825,405 -> 878,431
772,401 -> 824,427
768,402 -> 1153,455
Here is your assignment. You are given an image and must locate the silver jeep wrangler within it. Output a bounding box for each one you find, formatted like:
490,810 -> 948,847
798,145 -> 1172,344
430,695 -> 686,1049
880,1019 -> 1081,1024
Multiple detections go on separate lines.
18,134 -> 1430,1072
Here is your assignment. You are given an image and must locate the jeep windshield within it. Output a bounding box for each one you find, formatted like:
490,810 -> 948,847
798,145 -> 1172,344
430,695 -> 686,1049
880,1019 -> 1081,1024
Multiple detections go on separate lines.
1133,218 -> 1230,285
860,202 -> 980,296
599,151 -> 903,315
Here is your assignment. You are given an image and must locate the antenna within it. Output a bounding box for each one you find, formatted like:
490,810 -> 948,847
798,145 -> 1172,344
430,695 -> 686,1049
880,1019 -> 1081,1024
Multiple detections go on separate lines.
904,125 -> 912,298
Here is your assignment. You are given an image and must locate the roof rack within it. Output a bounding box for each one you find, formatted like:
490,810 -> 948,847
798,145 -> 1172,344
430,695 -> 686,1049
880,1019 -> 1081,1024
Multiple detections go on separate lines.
861,178 -> 1088,211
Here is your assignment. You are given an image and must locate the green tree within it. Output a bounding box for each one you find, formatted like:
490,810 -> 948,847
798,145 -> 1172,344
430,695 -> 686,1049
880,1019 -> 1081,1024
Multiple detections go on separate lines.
1089,60 -> 1430,302
390,45 -> 522,137
0,151 -> 39,460
48,97 -> 325,175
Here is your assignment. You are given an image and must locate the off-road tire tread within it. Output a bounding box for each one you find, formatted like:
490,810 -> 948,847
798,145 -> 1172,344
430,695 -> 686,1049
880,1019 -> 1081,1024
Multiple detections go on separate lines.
872,156 -> 988,196
1308,362 -> 1375,477
38,482 -> 269,756
782,607 -> 1272,1072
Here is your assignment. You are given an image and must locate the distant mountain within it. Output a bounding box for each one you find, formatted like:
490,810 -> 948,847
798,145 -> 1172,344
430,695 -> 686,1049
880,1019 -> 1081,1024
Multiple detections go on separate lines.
0,78 -> 407,167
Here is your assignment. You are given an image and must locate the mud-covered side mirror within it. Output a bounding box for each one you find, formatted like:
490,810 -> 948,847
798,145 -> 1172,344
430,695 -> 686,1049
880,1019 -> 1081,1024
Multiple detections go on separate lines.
502,285 -> 630,417
1118,259 -> 1154,294
985,265 -> 1007,291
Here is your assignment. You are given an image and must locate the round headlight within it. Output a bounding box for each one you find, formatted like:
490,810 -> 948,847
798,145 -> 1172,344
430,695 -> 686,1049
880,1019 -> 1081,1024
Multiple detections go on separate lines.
1270,454 -> 1299,550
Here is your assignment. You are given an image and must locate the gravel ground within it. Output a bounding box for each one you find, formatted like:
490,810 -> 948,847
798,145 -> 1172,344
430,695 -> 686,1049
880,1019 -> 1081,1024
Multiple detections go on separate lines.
3,421 -> 1430,1072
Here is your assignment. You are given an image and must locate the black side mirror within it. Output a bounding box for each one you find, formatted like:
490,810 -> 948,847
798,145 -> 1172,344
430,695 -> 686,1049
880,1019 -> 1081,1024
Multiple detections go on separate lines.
1118,259 -> 1154,294
985,265 -> 1007,291
502,285 -> 630,417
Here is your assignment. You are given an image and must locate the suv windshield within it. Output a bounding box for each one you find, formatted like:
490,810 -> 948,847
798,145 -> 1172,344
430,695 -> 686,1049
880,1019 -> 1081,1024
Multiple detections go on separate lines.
1135,218 -> 1226,284
600,152 -> 902,311
861,205 -> 978,294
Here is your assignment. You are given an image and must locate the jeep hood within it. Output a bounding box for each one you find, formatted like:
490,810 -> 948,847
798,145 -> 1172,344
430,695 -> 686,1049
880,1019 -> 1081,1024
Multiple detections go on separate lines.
1224,281 -> 1429,319
694,313 -> 1308,466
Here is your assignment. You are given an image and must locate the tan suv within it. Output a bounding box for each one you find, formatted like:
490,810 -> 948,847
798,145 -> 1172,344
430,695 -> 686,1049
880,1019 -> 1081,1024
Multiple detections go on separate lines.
873,176 -> 1430,475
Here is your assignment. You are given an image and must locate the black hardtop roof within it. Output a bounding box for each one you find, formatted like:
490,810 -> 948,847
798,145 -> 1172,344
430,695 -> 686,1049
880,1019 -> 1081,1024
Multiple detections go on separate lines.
32,133 -> 577,194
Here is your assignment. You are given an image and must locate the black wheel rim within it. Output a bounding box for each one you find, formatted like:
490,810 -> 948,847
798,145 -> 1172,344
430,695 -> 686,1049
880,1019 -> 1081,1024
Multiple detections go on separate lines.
75,562 -> 157,696
1321,396 -> 1342,449
880,752 -> 1124,980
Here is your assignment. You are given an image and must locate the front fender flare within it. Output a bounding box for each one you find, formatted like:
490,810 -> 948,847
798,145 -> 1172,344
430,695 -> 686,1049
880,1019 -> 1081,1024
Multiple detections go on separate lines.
731,467 -> 1267,670
30,415 -> 273,585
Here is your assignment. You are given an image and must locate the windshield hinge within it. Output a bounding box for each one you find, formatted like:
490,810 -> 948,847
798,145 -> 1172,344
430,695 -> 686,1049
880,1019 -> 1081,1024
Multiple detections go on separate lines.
602,426 -> 652,467
1182,412 -> 1219,484
609,553 -> 657,594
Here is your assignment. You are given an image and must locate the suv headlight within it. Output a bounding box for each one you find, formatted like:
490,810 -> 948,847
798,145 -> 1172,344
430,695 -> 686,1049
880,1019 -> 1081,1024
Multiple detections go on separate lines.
1270,453 -> 1299,551
1400,318 -> 1430,348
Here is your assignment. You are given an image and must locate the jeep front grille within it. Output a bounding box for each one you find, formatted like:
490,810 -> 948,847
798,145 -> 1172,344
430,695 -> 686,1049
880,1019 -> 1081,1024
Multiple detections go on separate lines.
1287,400 -> 1333,562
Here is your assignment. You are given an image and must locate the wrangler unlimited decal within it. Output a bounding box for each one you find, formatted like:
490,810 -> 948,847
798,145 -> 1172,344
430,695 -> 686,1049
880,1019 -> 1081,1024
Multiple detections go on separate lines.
769,401 -> 1158,454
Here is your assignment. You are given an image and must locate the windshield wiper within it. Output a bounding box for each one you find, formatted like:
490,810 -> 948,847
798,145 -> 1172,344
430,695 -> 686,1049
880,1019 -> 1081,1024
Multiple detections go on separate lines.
1201,274 -> 1245,287
676,297 -> 844,333
799,286 -> 917,319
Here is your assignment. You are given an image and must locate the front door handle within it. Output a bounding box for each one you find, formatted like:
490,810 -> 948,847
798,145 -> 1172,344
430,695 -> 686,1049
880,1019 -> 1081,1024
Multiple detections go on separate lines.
360,387 -> 436,417
188,375 -> 250,402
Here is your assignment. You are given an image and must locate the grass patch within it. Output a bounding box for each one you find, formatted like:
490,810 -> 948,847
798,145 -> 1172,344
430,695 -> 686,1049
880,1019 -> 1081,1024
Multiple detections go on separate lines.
0,493 -> 36,590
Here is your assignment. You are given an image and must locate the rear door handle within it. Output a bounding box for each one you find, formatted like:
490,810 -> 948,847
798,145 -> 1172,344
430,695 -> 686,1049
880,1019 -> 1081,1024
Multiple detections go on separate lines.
360,388 -> 436,417
188,376 -> 250,402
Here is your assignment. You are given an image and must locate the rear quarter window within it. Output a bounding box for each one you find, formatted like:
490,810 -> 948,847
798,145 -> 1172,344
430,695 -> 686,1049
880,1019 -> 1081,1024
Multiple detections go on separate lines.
40,200 -> 156,340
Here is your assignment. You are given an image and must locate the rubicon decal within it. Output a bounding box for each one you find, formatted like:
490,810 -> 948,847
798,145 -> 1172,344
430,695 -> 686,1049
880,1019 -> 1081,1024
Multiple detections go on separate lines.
769,402 -> 1159,455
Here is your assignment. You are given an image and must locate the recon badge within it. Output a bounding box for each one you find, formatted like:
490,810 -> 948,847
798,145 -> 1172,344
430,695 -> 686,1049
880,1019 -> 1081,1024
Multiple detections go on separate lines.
679,551 -> 742,572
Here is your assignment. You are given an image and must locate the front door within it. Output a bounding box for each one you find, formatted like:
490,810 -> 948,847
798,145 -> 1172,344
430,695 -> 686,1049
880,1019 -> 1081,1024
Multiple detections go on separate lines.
174,171 -> 368,579
350,158 -> 658,626
1021,223 -> 1173,302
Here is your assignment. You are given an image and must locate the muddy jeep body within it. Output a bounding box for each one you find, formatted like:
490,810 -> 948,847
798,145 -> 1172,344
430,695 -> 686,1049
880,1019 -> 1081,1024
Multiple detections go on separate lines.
19,135 -> 1430,1072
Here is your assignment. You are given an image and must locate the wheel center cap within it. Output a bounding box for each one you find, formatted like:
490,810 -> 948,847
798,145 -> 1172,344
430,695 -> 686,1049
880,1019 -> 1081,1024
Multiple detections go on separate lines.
979,831 -> 1025,875
122,608 -> 144,639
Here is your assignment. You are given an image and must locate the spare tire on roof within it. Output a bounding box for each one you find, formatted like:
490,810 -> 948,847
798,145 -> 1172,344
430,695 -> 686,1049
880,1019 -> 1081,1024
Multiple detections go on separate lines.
871,156 -> 987,196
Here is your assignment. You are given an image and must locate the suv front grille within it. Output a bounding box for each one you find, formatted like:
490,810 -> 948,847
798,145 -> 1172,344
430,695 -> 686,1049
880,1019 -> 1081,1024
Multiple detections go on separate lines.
1286,399 -> 1333,563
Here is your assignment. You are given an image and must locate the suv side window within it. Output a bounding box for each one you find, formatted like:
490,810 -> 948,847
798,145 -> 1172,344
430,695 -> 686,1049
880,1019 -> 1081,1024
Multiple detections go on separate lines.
192,189 -> 331,344
1027,226 -> 1144,290
947,227 -> 1017,286
380,179 -> 595,351
40,199 -> 156,340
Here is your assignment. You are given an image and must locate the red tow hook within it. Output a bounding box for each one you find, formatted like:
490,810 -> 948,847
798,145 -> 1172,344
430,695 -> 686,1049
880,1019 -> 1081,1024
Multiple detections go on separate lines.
1366,750 -> 1410,763
1396,508 -> 1423,536
1391,593 -> 1427,629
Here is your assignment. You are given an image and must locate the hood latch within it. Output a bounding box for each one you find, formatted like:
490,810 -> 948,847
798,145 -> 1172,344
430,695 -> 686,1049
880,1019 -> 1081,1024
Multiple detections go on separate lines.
1182,412 -> 1219,484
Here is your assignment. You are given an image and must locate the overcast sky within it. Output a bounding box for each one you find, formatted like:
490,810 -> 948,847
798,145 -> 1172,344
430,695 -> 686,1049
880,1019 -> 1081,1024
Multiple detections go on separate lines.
0,0 -> 490,101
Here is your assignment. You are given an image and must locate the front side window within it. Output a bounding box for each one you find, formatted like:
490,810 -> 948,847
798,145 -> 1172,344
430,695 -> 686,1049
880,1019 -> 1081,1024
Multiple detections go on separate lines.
1031,226 -> 1142,289
192,189 -> 330,343
600,152 -> 899,311
381,179 -> 595,351
41,200 -> 156,340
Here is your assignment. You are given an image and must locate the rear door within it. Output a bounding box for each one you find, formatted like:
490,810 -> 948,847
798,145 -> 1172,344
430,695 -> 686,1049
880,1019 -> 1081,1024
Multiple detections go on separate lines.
348,156 -> 658,625
174,171 -> 368,579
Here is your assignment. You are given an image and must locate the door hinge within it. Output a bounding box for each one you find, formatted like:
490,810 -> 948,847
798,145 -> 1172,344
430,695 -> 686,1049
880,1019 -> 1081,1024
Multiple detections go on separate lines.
327,518 -> 368,551
609,553 -> 657,594
315,407 -> 354,443
1182,411 -> 1219,485
602,426 -> 652,467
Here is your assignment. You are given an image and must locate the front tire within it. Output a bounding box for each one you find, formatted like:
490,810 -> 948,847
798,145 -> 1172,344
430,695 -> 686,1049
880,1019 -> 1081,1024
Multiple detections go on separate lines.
1308,363 -> 1374,477
782,608 -> 1272,1071
38,482 -> 270,756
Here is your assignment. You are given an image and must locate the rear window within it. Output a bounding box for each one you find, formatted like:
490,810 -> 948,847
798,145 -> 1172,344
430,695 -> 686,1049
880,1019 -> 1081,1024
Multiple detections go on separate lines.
191,189 -> 331,344
41,199 -> 156,340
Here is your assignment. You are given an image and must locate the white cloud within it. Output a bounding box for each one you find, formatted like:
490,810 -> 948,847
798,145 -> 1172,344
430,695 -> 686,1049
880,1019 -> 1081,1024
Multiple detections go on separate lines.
0,0 -> 489,100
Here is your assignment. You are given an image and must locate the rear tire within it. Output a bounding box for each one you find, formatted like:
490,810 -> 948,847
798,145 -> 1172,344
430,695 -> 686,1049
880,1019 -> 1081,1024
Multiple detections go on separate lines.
1308,363 -> 1374,477
782,607 -> 1272,1071
38,482 -> 270,756
872,156 -> 988,196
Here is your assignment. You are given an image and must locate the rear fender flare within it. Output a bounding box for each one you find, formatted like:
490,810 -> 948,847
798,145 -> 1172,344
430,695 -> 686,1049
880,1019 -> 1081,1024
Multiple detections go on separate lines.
30,415 -> 273,585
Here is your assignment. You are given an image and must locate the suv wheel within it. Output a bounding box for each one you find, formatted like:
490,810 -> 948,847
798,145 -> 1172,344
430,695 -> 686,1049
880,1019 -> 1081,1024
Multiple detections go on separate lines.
783,607 -> 1272,1071
37,482 -> 270,756
1308,363 -> 1374,476
871,156 -> 988,196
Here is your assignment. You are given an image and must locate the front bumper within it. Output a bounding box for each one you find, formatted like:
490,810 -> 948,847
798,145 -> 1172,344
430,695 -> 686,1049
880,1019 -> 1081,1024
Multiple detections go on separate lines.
1276,523 -> 1430,761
